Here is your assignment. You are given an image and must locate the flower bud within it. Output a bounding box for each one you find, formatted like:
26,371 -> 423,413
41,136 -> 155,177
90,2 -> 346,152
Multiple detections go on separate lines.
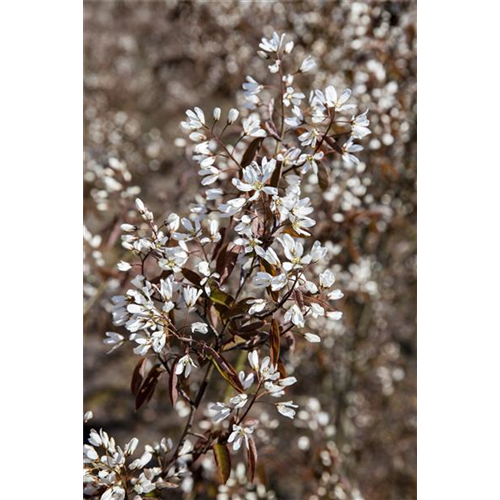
227,108 -> 239,124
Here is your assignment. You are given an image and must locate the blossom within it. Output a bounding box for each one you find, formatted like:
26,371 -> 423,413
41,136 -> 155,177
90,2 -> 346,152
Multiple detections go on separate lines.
315,86 -> 356,112
276,401 -> 299,419
242,116 -> 266,137
247,298 -> 267,315
228,425 -> 254,451
183,286 -> 202,310
259,32 -> 284,53
176,354 -> 197,378
284,304 -> 305,328
253,271 -> 287,291
342,137 -> 364,166
227,108 -> 239,124
351,110 -> 371,139
158,247 -> 188,273
232,158 -> 278,201
283,86 -> 305,107
319,269 -> 336,288
104,332 -> 125,353
210,402 -> 231,423
299,151 -> 324,175
298,128 -> 321,148
191,322 -> 208,334
279,234 -> 311,270
299,55 -> 316,73
182,107 -> 206,130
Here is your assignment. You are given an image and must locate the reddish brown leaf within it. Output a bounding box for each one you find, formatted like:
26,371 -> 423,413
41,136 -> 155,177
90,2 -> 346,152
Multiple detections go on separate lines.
241,137 -> 263,169
207,347 -> 244,393
181,268 -> 202,287
131,358 -> 148,396
168,358 -> 179,407
270,318 -> 281,367
317,160 -> 330,191
135,364 -> 163,411
213,442 -> 232,485
247,437 -> 258,483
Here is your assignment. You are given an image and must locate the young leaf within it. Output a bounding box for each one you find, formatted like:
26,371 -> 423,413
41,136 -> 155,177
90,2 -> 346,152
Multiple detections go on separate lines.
317,160 -> 330,191
241,137 -> 263,168
168,358 -> 179,407
247,437 -> 258,483
213,442 -> 232,485
135,364 -> 163,411
270,318 -> 281,367
131,358 -> 148,396
181,268 -> 202,287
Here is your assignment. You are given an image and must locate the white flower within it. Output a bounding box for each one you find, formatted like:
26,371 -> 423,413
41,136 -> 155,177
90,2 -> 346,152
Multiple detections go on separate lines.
315,86 -> 356,112
210,402 -> 231,423
253,271 -> 287,291
120,223 -> 136,232
319,269 -> 336,288
227,108 -> 239,124
259,32 -> 284,53
247,298 -> 267,315
299,151 -> 324,175
298,128 -> 321,148
310,241 -> 328,262
191,322 -> 208,334
283,86 -> 305,107
232,158 -> 278,201
228,425 -> 254,451
182,107 -> 206,130
239,371 -> 255,390
248,351 -> 260,372
229,393 -> 248,409
104,332 -> 124,353
284,40 -> 294,54
218,197 -> 246,218
213,107 -> 221,121
173,217 -> 202,241
276,401 -> 298,419
242,116 -> 266,137
299,55 -> 316,73
304,332 -> 321,343
351,110 -> 371,139
284,304 -> 305,328
176,354 -> 197,378
158,247 -> 188,273
279,234 -> 311,270
183,286 -> 202,310
328,289 -> 344,300
342,137 -> 363,166
285,105 -> 304,128
255,246 -> 281,267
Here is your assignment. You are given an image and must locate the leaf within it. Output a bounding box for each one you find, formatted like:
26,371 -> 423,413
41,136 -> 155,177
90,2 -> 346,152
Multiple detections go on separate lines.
324,135 -> 343,154
270,159 -> 283,188
131,358 -> 148,396
270,318 -> 281,367
207,347 -> 244,393
213,442 -> 232,485
317,160 -> 330,192
209,284 -> 234,309
216,244 -> 242,284
168,358 -> 179,407
135,364 -> 163,411
181,268 -> 202,287
241,137 -> 263,168
247,437 -> 258,483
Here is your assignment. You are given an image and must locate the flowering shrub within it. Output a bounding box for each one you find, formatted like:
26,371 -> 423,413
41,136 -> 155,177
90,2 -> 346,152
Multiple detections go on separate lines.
84,30 -> 373,499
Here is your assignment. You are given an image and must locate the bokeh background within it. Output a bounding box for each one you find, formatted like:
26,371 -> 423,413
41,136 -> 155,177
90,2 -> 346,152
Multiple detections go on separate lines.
84,1 -> 416,499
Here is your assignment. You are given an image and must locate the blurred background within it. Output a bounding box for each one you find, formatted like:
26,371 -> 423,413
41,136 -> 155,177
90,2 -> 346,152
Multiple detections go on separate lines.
84,1 -> 416,499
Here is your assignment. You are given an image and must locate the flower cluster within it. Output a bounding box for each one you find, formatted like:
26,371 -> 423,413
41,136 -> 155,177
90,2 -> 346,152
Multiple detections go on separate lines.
86,29 -> 371,492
